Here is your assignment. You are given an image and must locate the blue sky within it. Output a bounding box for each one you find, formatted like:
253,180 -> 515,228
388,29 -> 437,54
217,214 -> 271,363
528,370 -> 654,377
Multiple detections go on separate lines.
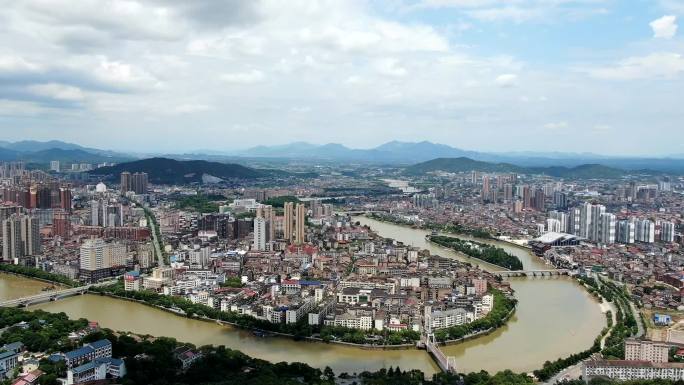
0,0 -> 683,155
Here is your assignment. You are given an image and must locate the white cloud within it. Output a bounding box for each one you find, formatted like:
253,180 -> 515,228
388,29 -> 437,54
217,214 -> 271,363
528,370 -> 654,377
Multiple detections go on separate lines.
27,83 -> 85,101
220,70 -> 265,84
543,121 -> 569,130
585,52 -> 684,80
650,15 -> 678,38
374,58 -> 407,77
495,73 -> 518,87
0,55 -> 43,73
175,103 -> 212,114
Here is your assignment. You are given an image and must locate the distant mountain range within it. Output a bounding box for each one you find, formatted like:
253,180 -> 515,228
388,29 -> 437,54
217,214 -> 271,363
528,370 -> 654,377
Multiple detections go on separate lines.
233,140 -> 482,164
405,157 -> 651,179
0,140 -> 131,165
3,139 -> 684,174
94,158 -> 265,184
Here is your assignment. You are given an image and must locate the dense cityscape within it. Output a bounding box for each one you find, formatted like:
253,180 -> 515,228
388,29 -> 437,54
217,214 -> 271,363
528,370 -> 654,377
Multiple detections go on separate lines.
3,1 -> 684,384
0,147 -> 682,385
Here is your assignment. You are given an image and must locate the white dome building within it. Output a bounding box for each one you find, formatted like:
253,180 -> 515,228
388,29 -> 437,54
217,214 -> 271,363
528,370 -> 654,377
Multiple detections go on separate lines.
95,182 -> 107,193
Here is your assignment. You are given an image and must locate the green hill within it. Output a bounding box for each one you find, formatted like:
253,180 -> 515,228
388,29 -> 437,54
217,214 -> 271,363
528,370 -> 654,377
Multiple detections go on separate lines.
405,157 -> 524,175
406,157 -> 638,179
95,157 -> 263,184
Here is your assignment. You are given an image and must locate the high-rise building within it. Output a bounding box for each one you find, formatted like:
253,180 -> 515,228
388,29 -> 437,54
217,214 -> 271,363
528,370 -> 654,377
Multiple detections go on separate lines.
90,200 -> 101,227
534,189 -> 545,212
253,217 -> 267,251
546,218 -> 562,233
589,204 -> 606,242
120,172 -> 132,194
553,191 -> 568,209
599,213 -> 616,244
131,172 -> 148,194
549,210 -> 569,233
522,186 -> 532,209
2,214 -> 40,261
618,219 -> 636,244
661,221 -> 675,243
59,187 -> 72,212
294,203 -> 306,245
635,219 -> 655,243
53,210 -> 71,239
482,176 -> 490,200
283,202 -> 294,242
50,161 -> 60,172
80,238 -> 105,271
577,203 -> 592,239
503,184 -> 513,202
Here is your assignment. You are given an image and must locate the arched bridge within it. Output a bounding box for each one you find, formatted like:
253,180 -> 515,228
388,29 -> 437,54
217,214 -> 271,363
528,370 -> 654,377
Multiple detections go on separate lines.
492,269 -> 571,278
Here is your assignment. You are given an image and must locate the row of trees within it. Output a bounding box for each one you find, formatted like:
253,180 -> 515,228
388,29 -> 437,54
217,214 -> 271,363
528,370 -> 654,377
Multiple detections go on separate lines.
367,213 -> 493,239
0,264 -> 79,287
429,236 -> 523,270
434,290 -> 517,342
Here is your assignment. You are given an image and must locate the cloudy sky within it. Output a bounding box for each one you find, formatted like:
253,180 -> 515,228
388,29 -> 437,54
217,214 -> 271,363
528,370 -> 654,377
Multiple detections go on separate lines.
1,0 -> 683,155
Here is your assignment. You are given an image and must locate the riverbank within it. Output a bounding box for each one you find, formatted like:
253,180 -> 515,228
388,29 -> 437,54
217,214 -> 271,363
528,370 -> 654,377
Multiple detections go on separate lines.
90,285 -> 420,350
92,286 -> 517,352
0,264 -> 77,287
439,306 -> 517,347
0,271 -> 65,288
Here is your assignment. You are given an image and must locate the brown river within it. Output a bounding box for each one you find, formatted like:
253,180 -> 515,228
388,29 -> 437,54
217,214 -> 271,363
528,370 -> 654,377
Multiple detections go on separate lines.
1,216 -> 604,375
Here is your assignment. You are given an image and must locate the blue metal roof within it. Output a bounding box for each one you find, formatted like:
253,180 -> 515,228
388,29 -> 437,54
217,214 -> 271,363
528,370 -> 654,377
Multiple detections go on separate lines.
71,361 -> 98,374
65,346 -> 93,360
88,339 -> 111,350
0,351 -> 17,360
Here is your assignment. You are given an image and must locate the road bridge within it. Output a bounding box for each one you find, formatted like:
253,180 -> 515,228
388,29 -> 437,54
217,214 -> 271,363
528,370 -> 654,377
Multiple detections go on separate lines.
0,280 -> 114,307
425,333 -> 457,374
492,269 -> 570,278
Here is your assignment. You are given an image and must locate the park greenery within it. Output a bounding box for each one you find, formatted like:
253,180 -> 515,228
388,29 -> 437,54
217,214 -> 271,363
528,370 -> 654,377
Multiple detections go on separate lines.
219,276 -> 244,288
262,195 -> 301,207
0,264 -> 79,287
434,290 -> 516,342
0,308 -> 87,353
429,236 -> 523,271
367,213 -> 492,238
427,222 -> 493,239
174,194 -> 222,213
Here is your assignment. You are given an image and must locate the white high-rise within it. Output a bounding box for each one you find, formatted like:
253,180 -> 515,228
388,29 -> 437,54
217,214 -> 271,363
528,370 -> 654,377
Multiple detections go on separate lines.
618,219 -> 636,244
578,202 -> 593,239
2,214 -> 40,261
589,204 -> 606,242
599,213 -> 616,244
80,238 -> 105,270
661,221 -> 675,243
635,219 -> 655,243
546,218 -> 562,233
548,211 -> 569,233
253,217 -> 267,251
